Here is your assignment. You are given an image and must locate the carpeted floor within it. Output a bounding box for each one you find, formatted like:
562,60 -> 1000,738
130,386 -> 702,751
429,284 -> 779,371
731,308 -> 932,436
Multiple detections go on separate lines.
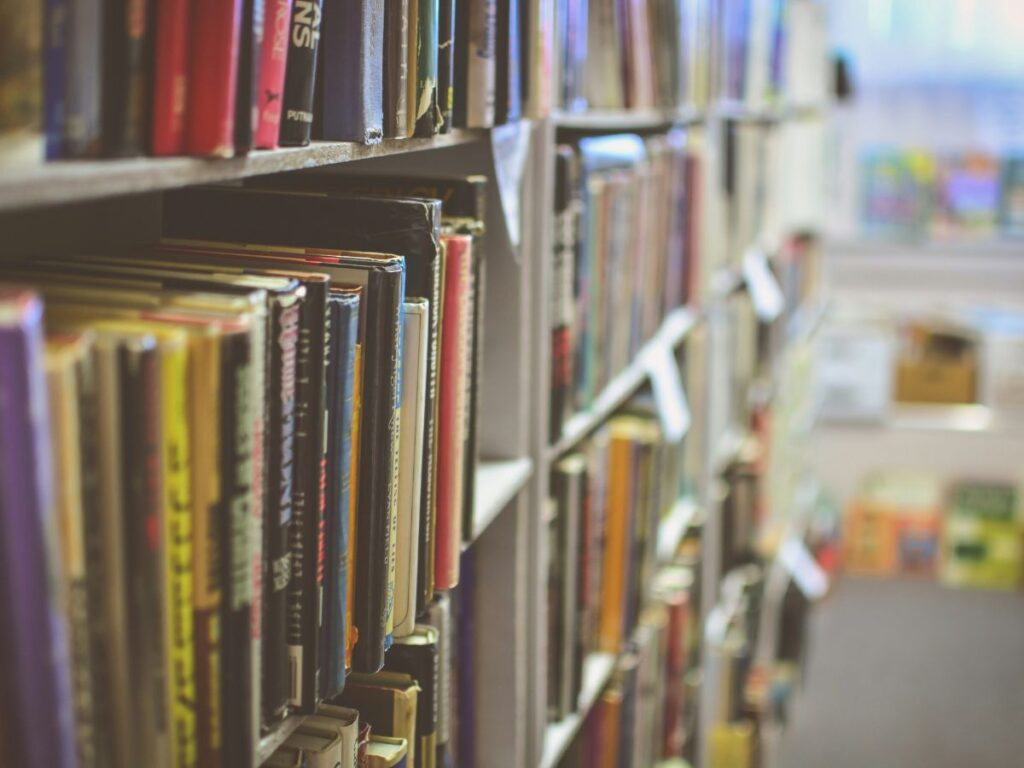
776,576 -> 1024,768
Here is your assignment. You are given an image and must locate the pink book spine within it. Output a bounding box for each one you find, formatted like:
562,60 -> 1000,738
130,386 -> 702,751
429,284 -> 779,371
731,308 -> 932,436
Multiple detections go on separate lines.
254,0 -> 295,148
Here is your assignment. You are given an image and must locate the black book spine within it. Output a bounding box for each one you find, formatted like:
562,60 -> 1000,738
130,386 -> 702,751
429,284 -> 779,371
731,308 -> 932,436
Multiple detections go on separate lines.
76,350 -> 111,766
102,0 -> 150,156
437,0 -> 456,133
279,0 -> 324,146
263,294 -> 301,723
384,639 -> 439,765
119,340 -> 168,761
235,0 -> 264,153
494,0 -> 509,124
286,280 -> 328,710
352,269 -> 402,672
220,330 -> 256,767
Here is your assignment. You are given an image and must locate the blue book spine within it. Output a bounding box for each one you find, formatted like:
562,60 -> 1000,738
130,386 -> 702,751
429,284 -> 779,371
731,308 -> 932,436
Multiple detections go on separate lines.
43,0 -> 69,158
320,293 -> 360,698
319,0 -> 384,142
64,0 -> 103,157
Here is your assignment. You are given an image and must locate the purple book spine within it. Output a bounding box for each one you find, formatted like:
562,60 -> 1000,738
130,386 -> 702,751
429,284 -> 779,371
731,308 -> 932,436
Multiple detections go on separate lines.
0,291 -> 76,768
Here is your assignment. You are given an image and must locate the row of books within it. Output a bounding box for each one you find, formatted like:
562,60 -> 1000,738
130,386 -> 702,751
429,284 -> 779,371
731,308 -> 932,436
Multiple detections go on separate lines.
0,175 -> 491,768
546,403 -> 693,722
2,0 -> 525,163
557,0 -> 714,112
556,557 -> 702,768
861,150 -> 1024,240
548,130 -> 700,443
719,0 -> 787,108
265,588 -> 460,767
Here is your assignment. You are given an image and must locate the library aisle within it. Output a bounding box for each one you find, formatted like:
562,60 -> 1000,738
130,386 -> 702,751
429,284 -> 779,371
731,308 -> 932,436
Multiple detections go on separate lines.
778,577 -> 1024,768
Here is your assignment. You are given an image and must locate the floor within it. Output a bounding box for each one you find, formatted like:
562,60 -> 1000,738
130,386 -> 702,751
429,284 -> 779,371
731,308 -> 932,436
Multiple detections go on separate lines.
776,576 -> 1024,768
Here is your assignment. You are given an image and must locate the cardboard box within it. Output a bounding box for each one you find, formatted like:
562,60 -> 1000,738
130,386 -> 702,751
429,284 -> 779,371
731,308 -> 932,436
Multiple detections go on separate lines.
941,481 -> 1023,590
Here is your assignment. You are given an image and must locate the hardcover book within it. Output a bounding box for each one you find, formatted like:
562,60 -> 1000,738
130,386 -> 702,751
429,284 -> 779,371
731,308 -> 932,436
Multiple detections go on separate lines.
63,0 -> 104,157
151,0 -> 191,155
185,0 -> 242,156
0,0 -> 43,165
279,0 -> 324,145
255,0 -> 295,148
317,0 -> 384,142
384,625 -> 440,768
382,0 -> 410,138
102,0 -> 150,155
453,0 -> 496,127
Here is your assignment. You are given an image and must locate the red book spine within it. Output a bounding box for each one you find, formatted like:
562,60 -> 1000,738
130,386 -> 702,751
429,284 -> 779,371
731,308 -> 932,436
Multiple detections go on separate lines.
434,234 -> 473,590
151,0 -> 191,154
185,0 -> 243,156
254,0 -> 294,148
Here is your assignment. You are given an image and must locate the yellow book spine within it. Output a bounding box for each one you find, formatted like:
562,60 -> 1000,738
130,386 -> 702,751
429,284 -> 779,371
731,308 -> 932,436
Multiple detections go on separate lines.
598,433 -> 634,653
346,344 -> 363,669
162,338 -> 196,767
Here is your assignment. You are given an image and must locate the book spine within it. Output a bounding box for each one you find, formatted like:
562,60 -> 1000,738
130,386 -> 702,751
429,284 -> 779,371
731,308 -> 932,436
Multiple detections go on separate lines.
287,282 -> 327,709
0,0 -> 43,165
455,550 -> 476,764
410,0 -> 439,136
247,304 -> 268,751
279,0 -> 324,146
44,0 -> 69,158
102,0 -> 150,156
77,347 -> 113,766
434,236 -> 471,589
436,0 -> 455,132
385,292 -> 405,648
150,0 -> 190,155
319,0 -> 384,142
550,147 -> 577,444
192,336 -> 223,767
184,0 -> 242,156
254,0 -> 294,148
314,298 -> 332,698
63,0 -> 103,157
161,340 -> 197,768
219,331 -> 255,766
265,296 -> 300,721
382,0 -> 409,138
234,0 -> 262,153
458,241 -> 484,554
345,343 -> 363,672
453,0 -> 495,127
0,294 -> 76,768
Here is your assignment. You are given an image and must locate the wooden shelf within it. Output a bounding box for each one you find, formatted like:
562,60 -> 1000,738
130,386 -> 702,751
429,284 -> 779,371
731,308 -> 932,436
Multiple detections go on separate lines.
0,130 -> 485,212
468,457 -> 534,544
539,652 -> 618,768
551,106 -> 705,130
548,307 -> 698,459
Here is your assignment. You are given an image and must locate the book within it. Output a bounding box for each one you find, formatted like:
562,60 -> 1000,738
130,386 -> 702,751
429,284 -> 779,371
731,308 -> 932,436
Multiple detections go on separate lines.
151,0 -> 191,155
396,300 -> 430,639
408,0 -> 439,135
317,0 -> 384,143
494,0 -> 521,124
285,730 -> 344,768
0,290 -> 77,768
313,703 -> 361,765
336,672 -> 420,767
383,0 -> 410,138
255,0 -> 295,148
320,289 -> 360,699
1000,156 -> 1024,237
43,0 -> 69,159
185,0 -> 242,156
63,0 -> 104,157
44,334 -> 99,767
384,625 -> 440,768
436,0 -> 455,132
453,0 -> 496,127
548,454 -> 584,720
234,0 -> 263,153
435,233 -> 472,589
0,0 -> 43,165
422,593 -> 452,762
102,0 -> 150,156
549,145 -> 579,443
367,735 -> 410,767
279,0 -> 324,145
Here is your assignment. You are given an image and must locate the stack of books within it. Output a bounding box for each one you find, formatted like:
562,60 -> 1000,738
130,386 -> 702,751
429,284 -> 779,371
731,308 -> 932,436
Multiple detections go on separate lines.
1,0 -> 529,164
0,176 -> 491,767
548,130 -> 701,442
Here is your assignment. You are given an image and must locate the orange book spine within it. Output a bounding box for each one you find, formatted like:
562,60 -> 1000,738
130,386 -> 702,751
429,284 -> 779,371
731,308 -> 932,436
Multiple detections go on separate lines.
598,432 -> 634,653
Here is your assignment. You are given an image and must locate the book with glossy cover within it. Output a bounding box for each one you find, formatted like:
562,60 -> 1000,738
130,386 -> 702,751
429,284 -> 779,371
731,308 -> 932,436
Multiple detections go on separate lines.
102,0 -> 151,156
151,0 -> 191,154
0,290 -> 76,768
317,0 -> 384,142
255,0 -> 294,147
185,0 -> 242,156
279,0 -> 324,145
434,234 -> 472,588
395,300 -> 430,639
320,289 -> 359,699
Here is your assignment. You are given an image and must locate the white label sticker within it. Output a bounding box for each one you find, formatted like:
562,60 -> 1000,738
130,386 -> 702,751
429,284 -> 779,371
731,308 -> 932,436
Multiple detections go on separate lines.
779,538 -> 829,600
643,342 -> 691,442
742,247 -> 785,322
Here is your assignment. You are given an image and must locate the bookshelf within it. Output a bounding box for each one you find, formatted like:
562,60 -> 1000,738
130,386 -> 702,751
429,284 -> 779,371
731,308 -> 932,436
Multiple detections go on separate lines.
0,0 -> 834,766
